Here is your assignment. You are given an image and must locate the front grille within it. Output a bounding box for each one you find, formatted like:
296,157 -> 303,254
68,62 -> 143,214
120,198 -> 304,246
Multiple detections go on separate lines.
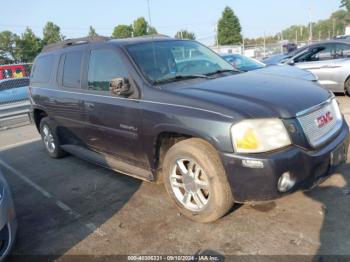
297,99 -> 343,148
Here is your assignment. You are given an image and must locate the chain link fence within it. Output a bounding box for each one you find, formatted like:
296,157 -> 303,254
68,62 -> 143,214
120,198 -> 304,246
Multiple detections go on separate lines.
210,41 -> 316,60
0,66 -> 32,129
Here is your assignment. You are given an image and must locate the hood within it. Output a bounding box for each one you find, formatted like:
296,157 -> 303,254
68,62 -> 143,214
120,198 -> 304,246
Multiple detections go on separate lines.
168,72 -> 331,119
254,65 -> 317,81
263,54 -> 289,65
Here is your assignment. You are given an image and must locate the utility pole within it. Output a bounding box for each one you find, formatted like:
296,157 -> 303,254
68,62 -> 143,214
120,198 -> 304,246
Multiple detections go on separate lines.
308,8 -> 313,44
295,30 -> 298,44
263,31 -> 266,58
147,0 -> 152,29
214,23 -> 219,47
333,18 -> 336,37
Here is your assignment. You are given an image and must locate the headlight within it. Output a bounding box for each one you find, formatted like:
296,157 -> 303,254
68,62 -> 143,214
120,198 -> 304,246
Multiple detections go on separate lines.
231,118 -> 291,153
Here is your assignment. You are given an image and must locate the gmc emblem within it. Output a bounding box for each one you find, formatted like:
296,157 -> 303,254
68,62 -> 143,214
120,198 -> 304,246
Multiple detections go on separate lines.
316,112 -> 333,128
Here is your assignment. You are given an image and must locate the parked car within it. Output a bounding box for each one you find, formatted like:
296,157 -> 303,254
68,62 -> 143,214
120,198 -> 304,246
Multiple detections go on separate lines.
0,64 -> 28,80
0,170 -> 17,259
0,77 -> 29,104
30,36 -> 349,222
284,41 -> 350,95
221,53 -> 317,82
263,45 -> 310,65
264,41 -> 350,95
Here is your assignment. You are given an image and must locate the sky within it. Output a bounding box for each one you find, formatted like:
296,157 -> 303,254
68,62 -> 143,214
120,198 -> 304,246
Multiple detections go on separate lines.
0,0 -> 342,45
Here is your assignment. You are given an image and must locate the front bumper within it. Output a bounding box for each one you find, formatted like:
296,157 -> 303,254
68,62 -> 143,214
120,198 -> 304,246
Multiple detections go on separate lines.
221,121 -> 349,203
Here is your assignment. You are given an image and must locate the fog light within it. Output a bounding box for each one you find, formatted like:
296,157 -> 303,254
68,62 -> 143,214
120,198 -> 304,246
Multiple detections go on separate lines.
278,172 -> 296,193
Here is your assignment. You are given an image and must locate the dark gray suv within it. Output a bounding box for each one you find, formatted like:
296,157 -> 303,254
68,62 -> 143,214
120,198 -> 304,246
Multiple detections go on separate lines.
29,36 -> 349,222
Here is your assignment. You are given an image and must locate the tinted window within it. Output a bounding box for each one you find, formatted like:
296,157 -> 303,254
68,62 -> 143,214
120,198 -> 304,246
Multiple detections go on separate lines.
295,45 -> 333,62
334,43 -> 350,59
32,55 -> 54,83
63,51 -> 83,88
88,49 -> 127,92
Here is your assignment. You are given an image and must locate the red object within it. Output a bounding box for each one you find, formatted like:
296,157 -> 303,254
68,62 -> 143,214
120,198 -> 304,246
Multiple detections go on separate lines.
316,112 -> 333,128
0,64 -> 27,80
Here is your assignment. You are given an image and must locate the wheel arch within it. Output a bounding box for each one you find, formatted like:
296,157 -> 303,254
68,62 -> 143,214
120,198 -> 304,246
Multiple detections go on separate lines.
33,108 -> 48,132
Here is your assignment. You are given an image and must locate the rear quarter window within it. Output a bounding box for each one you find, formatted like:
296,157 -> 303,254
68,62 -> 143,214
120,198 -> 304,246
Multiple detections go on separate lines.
31,55 -> 54,83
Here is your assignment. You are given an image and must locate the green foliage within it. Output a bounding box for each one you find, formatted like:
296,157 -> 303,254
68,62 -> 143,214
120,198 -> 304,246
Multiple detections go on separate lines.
0,31 -> 18,63
148,26 -> 158,35
341,0 -> 350,11
15,28 -> 42,63
112,25 -> 133,38
43,22 -> 63,45
88,26 -> 98,37
133,17 -> 149,37
217,6 -> 242,45
175,30 -> 196,40
112,17 -> 158,38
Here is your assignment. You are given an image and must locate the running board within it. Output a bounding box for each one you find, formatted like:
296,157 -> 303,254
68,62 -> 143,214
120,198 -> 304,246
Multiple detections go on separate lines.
61,145 -> 154,182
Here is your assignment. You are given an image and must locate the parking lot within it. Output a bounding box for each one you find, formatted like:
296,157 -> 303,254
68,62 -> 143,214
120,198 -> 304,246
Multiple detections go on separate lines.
0,96 -> 349,258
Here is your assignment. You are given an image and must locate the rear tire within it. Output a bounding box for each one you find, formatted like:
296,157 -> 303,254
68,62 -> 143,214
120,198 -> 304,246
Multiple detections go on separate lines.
40,117 -> 67,158
162,138 -> 234,223
345,78 -> 350,96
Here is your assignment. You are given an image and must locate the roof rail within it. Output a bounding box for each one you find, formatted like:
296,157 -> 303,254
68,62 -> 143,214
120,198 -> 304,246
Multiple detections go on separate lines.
42,36 -> 110,53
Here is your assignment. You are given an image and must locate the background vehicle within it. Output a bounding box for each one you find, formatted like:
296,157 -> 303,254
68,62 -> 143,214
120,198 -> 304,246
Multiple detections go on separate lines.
285,41 -> 350,95
221,53 -> 317,82
0,77 -> 29,104
263,45 -> 310,65
0,170 -> 17,259
0,64 -> 28,80
30,37 -> 349,223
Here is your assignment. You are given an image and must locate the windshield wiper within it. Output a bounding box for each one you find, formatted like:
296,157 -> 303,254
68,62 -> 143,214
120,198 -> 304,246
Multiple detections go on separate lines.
154,74 -> 212,84
205,69 -> 239,76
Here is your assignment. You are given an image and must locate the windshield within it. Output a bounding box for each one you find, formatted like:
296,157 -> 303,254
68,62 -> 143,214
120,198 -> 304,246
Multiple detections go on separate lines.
126,40 -> 235,84
222,54 -> 265,71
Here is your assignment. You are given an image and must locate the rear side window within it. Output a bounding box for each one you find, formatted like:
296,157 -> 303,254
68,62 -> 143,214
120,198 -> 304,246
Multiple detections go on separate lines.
334,44 -> 350,59
32,55 -> 54,83
62,51 -> 83,88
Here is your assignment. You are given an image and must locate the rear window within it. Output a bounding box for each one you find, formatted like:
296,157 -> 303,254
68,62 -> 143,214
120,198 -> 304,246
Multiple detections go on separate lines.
32,55 -> 54,83
62,51 -> 83,88
0,78 -> 30,90
1,69 -> 13,79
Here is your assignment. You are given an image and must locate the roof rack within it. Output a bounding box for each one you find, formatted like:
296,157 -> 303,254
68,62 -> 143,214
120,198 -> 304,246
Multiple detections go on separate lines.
42,36 -> 110,53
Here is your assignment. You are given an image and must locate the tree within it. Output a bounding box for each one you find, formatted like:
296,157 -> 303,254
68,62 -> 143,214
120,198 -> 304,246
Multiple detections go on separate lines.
148,26 -> 158,35
341,0 -> 350,12
133,17 -> 149,37
88,26 -> 98,37
0,31 -> 18,63
217,7 -> 242,45
175,30 -> 196,40
112,25 -> 133,38
15,27 -> 42,63
43,21 -> 63,45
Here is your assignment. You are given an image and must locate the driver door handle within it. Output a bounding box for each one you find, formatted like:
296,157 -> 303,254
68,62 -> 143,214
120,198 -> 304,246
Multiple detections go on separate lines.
85,102 -> 95,109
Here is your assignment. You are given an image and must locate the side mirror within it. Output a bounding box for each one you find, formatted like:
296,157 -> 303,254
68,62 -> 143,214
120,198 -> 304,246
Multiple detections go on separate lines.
287,58 -> 295,66
109,77 -> 132,97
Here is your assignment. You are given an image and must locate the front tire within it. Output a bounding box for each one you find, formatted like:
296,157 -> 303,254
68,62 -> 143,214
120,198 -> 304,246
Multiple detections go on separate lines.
40,117 -> 66,158
162,138 -> 234,223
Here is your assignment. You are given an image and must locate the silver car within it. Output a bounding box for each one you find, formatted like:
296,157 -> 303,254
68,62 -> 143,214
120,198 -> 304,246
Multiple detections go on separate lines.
286,41 -> 350,95
0,170 -> 17,259
221,53 -> 317,82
